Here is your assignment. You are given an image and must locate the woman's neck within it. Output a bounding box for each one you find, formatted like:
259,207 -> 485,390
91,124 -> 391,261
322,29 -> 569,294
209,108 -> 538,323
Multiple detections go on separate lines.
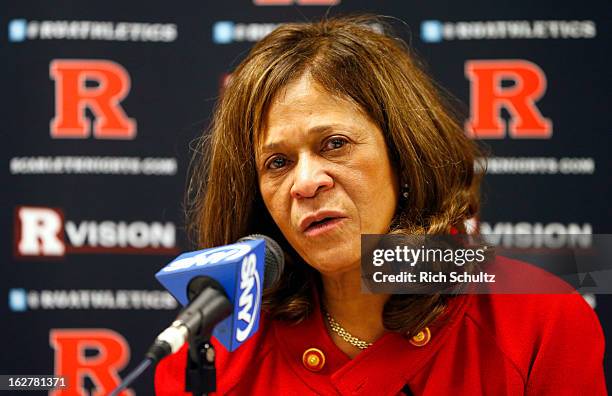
320,267 -> 389,359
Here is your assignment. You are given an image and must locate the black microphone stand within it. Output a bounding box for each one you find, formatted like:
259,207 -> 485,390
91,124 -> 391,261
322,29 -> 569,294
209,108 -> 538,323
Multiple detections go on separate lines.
183,277 -> 232,396
185,331 -> 217,396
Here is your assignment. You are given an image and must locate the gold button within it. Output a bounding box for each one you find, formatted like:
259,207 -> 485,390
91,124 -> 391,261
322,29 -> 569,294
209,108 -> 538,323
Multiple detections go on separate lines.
409,327 -> 431,347
302,348 -> 325,372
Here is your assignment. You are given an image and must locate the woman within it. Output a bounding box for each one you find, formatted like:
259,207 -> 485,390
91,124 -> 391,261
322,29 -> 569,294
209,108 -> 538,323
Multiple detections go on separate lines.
156,16 -> 606,395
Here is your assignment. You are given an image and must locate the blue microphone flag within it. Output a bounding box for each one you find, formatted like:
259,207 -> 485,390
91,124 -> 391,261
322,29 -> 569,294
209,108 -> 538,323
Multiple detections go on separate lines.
155,239 -> 265,352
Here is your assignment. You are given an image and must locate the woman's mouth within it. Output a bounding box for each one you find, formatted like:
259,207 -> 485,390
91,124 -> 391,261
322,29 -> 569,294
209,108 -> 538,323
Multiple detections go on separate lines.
301,215 -> 346,237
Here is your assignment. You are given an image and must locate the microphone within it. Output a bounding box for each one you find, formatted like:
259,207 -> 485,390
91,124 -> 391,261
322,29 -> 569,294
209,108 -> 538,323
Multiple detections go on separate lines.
147,234 -> 284,362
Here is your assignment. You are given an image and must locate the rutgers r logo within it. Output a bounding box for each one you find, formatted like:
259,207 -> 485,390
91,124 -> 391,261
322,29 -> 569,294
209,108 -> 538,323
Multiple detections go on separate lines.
465,60 -> 552,139
50,329 -> 132,396
50,59 -> 136,139
14,206 -> 177,258
15,206 -> 65,257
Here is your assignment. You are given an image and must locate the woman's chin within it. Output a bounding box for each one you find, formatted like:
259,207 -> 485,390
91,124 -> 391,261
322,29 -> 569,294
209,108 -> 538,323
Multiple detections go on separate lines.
305,257 -> 362,278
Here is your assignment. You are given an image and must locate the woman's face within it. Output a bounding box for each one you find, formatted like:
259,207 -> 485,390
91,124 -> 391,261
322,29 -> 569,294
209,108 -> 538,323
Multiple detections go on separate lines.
256,74 -> 398,276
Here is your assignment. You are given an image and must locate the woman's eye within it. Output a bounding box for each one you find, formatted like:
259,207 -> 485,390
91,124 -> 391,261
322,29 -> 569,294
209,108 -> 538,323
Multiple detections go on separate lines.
323,137 -> 347,151
267,156 -> 287,169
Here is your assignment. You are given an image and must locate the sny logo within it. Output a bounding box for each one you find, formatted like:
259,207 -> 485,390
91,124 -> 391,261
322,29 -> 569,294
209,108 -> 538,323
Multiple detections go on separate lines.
50,60 -> 136,139
465,60 -> 552,139
162,244 -> 252,272
236,253 -> 260,342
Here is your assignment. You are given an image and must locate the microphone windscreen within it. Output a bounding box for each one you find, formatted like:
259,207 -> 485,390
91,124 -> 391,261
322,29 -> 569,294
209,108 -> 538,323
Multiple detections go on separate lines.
238,234 -> 284,289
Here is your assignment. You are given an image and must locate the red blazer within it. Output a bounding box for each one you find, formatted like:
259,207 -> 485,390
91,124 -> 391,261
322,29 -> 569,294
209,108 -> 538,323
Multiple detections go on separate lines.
155,258 -> 607,395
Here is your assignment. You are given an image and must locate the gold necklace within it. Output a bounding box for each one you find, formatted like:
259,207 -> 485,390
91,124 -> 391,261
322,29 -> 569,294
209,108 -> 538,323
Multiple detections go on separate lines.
324,311 -> 373,350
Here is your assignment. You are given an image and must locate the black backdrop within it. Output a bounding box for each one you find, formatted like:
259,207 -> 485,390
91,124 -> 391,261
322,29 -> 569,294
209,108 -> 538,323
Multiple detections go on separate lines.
2,1 -> 610,394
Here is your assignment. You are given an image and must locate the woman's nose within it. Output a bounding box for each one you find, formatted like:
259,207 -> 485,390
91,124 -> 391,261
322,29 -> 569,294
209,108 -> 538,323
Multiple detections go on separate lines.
290,155 -> 334,199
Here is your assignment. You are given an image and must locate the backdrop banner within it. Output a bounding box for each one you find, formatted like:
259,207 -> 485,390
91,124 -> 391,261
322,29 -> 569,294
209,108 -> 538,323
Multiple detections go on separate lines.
2,1 -> 610,394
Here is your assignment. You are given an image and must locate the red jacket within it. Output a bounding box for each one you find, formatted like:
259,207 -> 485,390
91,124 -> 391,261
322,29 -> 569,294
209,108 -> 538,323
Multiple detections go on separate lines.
155,260 -> 606,395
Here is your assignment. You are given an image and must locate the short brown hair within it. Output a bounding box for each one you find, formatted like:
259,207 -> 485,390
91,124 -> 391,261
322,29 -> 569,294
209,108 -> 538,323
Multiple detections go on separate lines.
187,15 -> 482,335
